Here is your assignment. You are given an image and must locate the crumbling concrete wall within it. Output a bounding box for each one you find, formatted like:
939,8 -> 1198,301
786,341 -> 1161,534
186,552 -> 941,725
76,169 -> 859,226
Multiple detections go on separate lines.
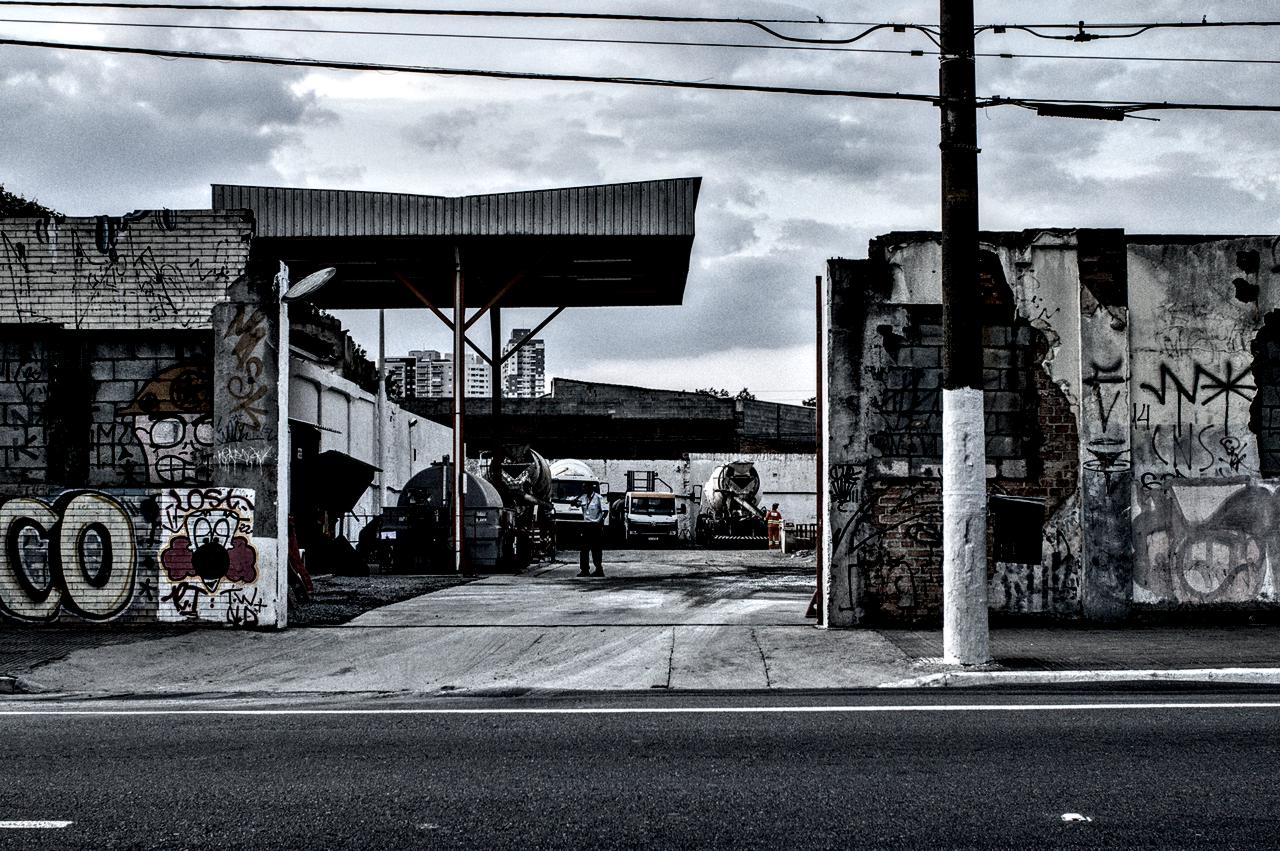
1128,238 -> 1280,608
825,232 -> 1086,626
826,229 -> 1280,624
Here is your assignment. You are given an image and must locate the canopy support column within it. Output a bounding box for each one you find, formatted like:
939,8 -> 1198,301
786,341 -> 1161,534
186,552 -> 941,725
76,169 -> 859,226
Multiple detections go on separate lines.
451,247 -> 466,575
490,305 -> 503,423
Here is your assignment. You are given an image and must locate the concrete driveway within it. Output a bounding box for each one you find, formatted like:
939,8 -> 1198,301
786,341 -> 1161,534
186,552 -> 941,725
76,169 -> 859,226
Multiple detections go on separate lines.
14,550 -> 915,696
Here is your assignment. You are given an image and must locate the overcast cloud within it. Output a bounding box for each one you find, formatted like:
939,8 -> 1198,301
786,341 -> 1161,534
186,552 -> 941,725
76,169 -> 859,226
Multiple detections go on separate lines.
3,1 -> 1279,402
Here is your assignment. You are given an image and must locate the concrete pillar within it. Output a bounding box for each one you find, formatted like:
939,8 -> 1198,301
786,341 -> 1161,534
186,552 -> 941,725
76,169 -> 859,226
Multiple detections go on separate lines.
212,262 -> 286,626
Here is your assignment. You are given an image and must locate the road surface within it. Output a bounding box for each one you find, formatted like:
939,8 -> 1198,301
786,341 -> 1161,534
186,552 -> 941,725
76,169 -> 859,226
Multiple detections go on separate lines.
0,687 -> 1276,848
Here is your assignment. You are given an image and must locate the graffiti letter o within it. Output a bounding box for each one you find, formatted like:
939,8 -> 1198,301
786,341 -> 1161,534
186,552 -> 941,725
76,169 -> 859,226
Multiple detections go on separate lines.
0,498 -> 63,621
56,493 -> 137,621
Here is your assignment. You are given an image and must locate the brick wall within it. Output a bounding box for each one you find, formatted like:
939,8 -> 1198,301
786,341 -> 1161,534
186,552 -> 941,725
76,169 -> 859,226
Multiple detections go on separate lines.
859,329 -> 1080,623
0,210 -> 252,330
0,487 -> 278,627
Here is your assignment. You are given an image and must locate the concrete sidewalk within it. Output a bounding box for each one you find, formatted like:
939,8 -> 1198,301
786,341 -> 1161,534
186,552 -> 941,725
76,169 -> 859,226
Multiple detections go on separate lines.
4,549 -> 1280,696
2,551 -> 912,696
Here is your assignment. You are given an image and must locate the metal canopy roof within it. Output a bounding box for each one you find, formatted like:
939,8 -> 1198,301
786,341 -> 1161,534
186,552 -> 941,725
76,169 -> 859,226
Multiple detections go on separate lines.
212,178 -> 700,309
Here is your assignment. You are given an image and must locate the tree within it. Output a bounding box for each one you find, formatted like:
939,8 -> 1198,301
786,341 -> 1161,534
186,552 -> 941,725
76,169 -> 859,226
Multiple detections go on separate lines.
694,387 -> 731,398
801,396 -> 817,407
734,387 -> 756,401
0,184 -> 57,217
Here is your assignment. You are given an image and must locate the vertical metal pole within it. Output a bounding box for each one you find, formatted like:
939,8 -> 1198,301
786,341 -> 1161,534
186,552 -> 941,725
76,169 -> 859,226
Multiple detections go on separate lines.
376,308 -> 387,517
452,247 -> 466,574
275,262 -> 291,629
490,305 -> 503,422
940,0 -> 990,664
812,273 -> 825,621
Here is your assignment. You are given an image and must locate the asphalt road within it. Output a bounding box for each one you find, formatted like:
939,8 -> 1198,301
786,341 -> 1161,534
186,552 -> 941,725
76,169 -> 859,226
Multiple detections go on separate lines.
0,687 -> 1277,849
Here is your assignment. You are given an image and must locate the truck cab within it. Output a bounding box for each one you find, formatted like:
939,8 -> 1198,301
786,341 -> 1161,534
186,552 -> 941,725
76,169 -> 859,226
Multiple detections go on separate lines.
618,491 -> 681,545
548,458 -> 602,542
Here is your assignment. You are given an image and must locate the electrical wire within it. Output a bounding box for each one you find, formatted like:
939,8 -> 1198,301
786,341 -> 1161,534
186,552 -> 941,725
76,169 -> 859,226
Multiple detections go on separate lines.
5,33 -> 1280,118
981,94 -> 1280,117
5,15 -> 1280,67
0,15 -> 938,57
977,19 -> 1280,41
0,1 -> 944,46
0,34 -> 943,101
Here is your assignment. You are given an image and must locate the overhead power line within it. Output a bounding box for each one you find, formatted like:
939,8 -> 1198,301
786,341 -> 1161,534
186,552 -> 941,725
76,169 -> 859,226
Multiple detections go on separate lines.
0,35 -> 942,101
4,34 -> 1280,119
978,19 -> 1280,41
0,15 -> 938,56
5,16 -> 1280,66
0,1 -> 943,46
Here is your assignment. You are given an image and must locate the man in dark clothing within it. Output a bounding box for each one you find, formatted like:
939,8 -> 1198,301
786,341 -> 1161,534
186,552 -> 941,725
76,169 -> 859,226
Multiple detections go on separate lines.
574,481 -> 608,576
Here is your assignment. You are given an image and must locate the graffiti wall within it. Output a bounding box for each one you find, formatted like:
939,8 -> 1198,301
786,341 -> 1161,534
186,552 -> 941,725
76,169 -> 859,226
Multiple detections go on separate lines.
824,234 -> 1083,626
1127,238 -> 1279,609
0,211 -> 252,330
826,230 -> 1280,625
0,487 -> 278,626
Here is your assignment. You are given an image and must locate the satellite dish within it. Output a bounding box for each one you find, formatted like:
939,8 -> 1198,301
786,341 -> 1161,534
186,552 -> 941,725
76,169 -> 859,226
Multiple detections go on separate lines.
283,267 -> 336,303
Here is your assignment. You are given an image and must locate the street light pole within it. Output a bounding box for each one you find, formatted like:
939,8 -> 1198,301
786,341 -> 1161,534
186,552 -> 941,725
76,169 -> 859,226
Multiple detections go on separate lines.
939,0 -> 990,664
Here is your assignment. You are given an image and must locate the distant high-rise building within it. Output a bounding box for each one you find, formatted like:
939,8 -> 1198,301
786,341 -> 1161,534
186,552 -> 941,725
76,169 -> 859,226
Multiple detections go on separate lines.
384,356 -> 416,400
385,349 -> 490,399
501,328 -> 546,398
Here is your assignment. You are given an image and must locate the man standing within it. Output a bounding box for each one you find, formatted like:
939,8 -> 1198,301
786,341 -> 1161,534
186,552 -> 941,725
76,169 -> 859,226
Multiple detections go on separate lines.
575,481 -> 608,576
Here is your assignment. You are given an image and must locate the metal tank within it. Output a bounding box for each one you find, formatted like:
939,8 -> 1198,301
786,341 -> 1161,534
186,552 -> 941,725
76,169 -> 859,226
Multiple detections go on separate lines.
389,464 -> 512,570
696,460 -> 767,547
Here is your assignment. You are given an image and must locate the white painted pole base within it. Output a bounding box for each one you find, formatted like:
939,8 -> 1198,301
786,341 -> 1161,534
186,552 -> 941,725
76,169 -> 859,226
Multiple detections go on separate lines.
942,387 -> 991,665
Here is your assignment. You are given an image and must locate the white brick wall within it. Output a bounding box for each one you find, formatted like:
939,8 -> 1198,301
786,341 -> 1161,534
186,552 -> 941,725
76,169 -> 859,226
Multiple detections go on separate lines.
0,210 -> 252,330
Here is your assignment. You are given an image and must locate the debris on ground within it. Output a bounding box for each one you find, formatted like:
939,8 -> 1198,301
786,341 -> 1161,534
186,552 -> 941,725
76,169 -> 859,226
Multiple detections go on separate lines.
289,574 -> 478,626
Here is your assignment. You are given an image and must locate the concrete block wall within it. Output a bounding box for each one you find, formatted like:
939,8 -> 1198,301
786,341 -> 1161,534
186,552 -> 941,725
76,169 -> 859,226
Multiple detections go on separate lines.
825,232 -> 1085,625
86,337 -> 214,488
0,211 -> 252,330
0,337 -> 49,485
0,331 -> 213,490
0,487 -> 279,626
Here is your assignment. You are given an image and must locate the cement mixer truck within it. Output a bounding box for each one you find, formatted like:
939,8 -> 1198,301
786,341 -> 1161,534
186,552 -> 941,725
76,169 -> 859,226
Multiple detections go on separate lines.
548,458 -> 603,545
695,460 -> 768,547
482,444 -> 555,563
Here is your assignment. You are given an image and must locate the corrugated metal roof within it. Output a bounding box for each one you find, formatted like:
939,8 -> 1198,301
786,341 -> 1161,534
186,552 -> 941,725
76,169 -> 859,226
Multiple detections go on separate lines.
212,178 -> 699,239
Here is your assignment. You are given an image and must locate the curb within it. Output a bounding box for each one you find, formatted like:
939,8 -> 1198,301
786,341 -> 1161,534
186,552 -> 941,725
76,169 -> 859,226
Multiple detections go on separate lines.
880,667 -> 1280,688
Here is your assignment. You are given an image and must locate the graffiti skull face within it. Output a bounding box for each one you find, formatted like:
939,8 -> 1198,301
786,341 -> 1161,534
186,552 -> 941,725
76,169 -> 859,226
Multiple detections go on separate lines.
120,364 -> 213,485
132,413 -> 214,484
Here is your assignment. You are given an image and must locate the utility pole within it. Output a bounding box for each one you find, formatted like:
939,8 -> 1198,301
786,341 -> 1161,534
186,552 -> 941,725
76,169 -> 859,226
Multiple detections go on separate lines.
939,0 -> 990,664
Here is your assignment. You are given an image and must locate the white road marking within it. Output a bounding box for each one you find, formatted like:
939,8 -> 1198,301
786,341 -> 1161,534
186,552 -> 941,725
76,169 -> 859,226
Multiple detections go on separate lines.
1061,813 -> 1093,823
0,821 -> 73,829
0,702 -> 1275,716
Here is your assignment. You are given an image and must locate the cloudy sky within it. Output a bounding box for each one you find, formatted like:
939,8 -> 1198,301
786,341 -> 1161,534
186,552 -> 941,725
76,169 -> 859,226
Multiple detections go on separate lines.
3,1 -> 1279,403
